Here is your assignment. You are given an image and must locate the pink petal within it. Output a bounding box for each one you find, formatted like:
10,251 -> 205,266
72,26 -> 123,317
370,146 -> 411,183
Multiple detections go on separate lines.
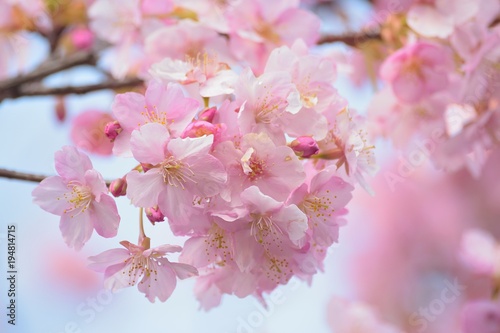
274,204 -> 308,243
126,169 -> 165,208
84,169 -> 108,201
88,248 -> 131,272
138,259 -> 177,302
184,154 -> 227,197
112,92 -> 146,131
130,122 -> 169,164
59,211 -> 94,251
167,135 -> 213,160
55,146 -> 93,182
392,72 -> 424,104
241,186 -> 282,214
90,194 -> 120,238
157,186 -> 193,225
103,261 -> 137,291
32,176 -> 70,215
170,262 -> 199,279
407,4 -> 454,38
275,8 -> 320,45
179,237 -> 212,267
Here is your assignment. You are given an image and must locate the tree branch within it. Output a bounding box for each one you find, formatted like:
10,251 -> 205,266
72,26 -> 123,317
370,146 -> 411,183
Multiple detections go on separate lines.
17,77 -> 144,97
0,168 -> 49,183
317,31 -> 381,46
0,168 -> 112,186
0,50 -> 97,101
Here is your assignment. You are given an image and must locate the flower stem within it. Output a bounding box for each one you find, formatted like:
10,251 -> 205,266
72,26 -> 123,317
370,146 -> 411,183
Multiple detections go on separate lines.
139,208 -> 150,249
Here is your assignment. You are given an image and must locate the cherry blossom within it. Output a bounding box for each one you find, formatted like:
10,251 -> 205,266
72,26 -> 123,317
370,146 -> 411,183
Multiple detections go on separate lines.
126,122 -> 227,224
70,110 -> 114,156
32,146 -> 120,250
111,81 -> 200,156
89,239 -> 197,302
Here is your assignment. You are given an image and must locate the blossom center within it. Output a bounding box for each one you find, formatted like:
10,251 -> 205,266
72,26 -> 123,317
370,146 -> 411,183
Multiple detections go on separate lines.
160,156 -> 196,189
140,105 -> 169,126
255,21 -> 280,44
250,214 -> 282,245
241,148 -> 267,181
62,182 -> 93,218
302,194 -> 334,227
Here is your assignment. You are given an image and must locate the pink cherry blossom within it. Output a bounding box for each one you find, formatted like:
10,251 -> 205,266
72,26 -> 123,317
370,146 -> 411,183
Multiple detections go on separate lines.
69,27 -> 94,50
126,122 -> 227,225
380,41 -> 455,104
70,110 -> 114,156
111,81 -> 200,156
145,20 -> 231,65
32,146 -> 120,250
89,240 -> 198,302
234,68 -> 298,143
225,0 -> 320,72
407,0 -> 484,38
212,132 -> 305,202
317,108 -> 378,193
289,168 -> 354,247
150,52 -> 238,97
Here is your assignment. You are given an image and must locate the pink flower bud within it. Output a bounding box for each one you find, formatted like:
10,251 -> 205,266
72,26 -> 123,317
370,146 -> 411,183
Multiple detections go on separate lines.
181,120 -> 219,138
199,107 -> 217,122
109,177 -> 127,197
462,300 -> 500,333
70,27 -> 94,51
290,136 -> 319,158
146,206 -> 165,225
55,96 -> 66,123
104,121 -> 122,142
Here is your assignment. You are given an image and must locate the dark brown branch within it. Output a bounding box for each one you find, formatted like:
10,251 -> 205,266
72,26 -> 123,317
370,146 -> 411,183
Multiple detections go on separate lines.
18,77 -> 144,97
317,31 -> 381,47
0,50 -> 96,90
0,168 -> 49,183
0,50 -> 98,101
0,168 -> 112,186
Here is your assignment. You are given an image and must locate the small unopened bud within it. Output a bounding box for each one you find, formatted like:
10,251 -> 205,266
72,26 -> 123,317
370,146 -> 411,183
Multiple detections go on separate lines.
70,27 -> 94,51
290,136 -> 319,158
181,120 -> 219,138
109,177 -> 127,197
55,96 -> 66,122
199,107 -> 217,122
146,206 -> 165,225
104,121 -> 122,142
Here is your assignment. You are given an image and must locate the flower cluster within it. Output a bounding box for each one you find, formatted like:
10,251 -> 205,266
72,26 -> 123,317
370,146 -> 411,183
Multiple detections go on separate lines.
32,34 -> 376,304
364,0 -> 500,177
87,0 -> 320,77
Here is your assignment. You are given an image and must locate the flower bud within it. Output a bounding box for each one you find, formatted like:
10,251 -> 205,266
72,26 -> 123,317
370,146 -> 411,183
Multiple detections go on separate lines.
104,121 -> 122,142
70,27 -> 94,51
199,107 -> 217,122
55,96 -> 66,122
290,136 -> 319,158
146,206 -> 165,225
109,177 -> 127,197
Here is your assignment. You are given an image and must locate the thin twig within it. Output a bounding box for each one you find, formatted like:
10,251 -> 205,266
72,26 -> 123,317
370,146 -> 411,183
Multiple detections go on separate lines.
0,50 -> 96,90
317,31 -> 381,46
0,50 -> 97,101
0,168 -> 112,186
0,168 -> 49,183
18,77 -> 144,97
